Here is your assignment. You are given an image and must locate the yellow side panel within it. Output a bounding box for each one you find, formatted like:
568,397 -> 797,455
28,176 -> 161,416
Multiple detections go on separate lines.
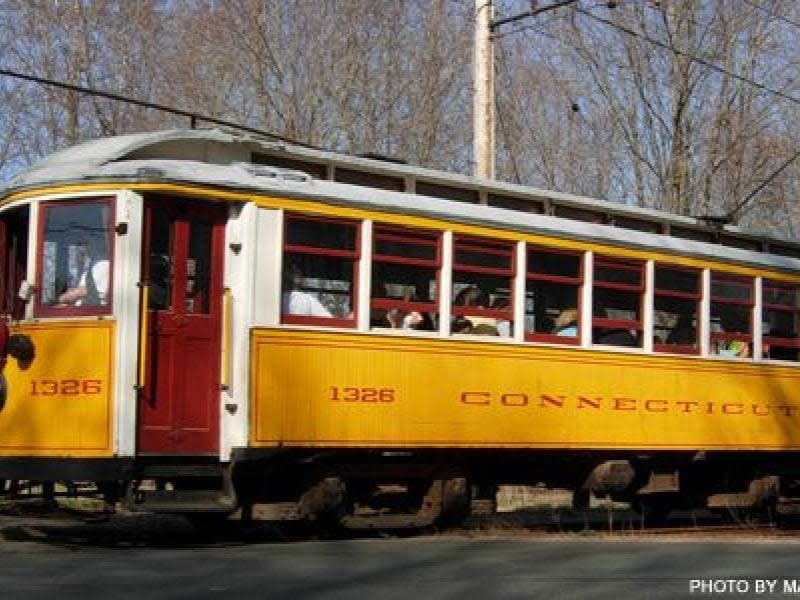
1,321 -> 115,457
251,329 -> 800,451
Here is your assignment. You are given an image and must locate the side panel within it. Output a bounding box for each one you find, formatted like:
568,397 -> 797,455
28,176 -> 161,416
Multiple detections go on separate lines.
1,321 -> 115,457
250,329 -> 800,450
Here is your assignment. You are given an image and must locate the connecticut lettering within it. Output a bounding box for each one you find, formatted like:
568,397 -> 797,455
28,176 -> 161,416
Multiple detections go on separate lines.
459,391 -> 800,418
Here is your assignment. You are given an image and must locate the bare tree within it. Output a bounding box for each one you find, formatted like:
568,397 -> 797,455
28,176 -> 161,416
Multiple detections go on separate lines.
2,0 -> 800,240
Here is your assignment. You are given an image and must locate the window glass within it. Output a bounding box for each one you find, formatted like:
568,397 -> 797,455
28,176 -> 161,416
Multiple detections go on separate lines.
710,272 -> 753,359
371,225 -> 439,331
454,243 -> 512,270
147,206 -> 173,311
528,251 -> 581,278
594,263 -> 642,287
655,267 -> 698,294
653,266 -> 700,354
186,220 -> 211,314
763,280 -> 800,361
0,205 -> 29,320
592,256 -> 643,347
452,235 -> 514,337
525,247 -> 582,344
281,214 -> 359,326
37,199 -> 114,316
285,217 -> 357,251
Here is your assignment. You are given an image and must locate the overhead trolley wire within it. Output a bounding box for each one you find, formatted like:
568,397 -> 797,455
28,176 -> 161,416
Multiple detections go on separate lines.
573,5 -> 800,218
741,0 -> 800,32
573,7 -> 800,108
0,67 -> 319,149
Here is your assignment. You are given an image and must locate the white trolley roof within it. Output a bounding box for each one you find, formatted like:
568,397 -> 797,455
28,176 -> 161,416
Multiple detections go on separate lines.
3,128 -> 800,274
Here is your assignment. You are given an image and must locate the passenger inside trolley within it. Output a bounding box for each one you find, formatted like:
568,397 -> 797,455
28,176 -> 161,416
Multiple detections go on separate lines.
491,296 -> 512,337
38,199 -> 113,314
453,285 -> 498,336
55,237 -> 110,307
382,289 -> 435,331
281,262 -> 333,318
553,308 -> 578,337
666,313 -> 696,347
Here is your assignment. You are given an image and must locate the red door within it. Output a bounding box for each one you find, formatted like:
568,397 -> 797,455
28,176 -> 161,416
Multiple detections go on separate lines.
138,200 -> 227,455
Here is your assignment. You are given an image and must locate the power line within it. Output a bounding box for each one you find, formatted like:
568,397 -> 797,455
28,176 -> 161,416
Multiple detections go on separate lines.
492,0 -> 624,39
741,0 -> 800,32
575,7 -> 800,108
727,146 -> 800,219
574,6 -> 800,218
491,0 -> 578,31
646,0 -> 798,69
491,11 -> 570,40
0,67 -> 316,149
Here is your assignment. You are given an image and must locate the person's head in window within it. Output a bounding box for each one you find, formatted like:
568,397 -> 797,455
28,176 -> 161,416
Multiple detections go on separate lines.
667,313 -> 696,345
281,259 -> 332,318
553,308 -> 578,336
452,316 -> 473,334
455,285 -> 488,307
57,236 -> 110,307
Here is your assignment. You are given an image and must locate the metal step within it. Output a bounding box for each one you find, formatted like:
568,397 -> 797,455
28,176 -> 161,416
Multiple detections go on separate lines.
128,488 -> 235,513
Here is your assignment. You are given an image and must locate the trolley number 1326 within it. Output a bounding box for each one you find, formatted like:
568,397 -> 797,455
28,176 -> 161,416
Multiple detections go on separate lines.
329,387 -> 395,403
30,379 -> 103,396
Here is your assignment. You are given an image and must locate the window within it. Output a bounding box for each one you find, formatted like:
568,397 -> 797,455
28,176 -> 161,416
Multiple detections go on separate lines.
335,168 -> 404,191
653,265 -> 700,354
451,235 -> 514,336
487,194 -> 544,214
525,247 -> 582,344
762,280 -> 800,361
36,198 -> 114,317
416,182 -> 480,204
371,224 -> 440,331
281,213 -> 359,327
0,205 -> 29,320
251,152 -> 328,179
710,273 -> 753,359
593,256 -> 644,347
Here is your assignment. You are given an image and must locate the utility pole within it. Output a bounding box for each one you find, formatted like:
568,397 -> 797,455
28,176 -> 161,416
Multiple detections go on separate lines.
473,0 -> 495,180
473,0 -> 580,181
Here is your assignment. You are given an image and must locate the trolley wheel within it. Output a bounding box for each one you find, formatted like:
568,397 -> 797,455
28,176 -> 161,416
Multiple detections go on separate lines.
435,477 -> 471,528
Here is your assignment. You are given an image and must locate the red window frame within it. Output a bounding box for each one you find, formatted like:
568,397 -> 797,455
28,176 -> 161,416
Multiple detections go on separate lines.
653,264 -> 701,355
370,224 -> 441,317
710,272 -> 753,347
525,247 -> 583,345
35,197 -> 115,318
762,280 -> 800,354
451,235 -> 514,321
592,256 -> 644,333
281,213 -> 360,328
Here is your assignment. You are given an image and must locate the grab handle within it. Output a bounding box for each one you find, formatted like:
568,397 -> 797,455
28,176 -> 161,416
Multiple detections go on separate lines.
137,282 -> 149,389
221,287 -> 232,390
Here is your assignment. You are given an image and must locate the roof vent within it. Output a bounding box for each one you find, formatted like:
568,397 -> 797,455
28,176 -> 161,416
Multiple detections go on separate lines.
136,167 -> 166,178
234,162 -> 310,183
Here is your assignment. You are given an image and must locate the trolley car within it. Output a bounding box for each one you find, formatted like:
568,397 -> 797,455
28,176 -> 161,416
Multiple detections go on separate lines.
2,128 -> 800,526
